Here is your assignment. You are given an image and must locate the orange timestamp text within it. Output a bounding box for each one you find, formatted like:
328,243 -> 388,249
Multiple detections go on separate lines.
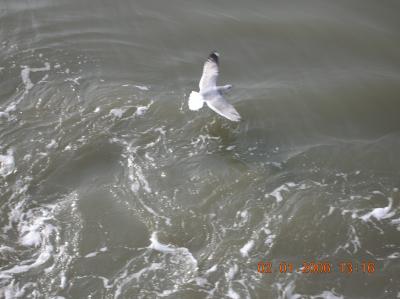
257,261 -> 376,274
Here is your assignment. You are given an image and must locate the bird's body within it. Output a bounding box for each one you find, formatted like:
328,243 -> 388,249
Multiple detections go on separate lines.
189,52 -> 241,122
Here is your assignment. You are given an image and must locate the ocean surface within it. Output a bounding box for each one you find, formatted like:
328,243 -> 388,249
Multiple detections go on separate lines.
1,0 -> 400,298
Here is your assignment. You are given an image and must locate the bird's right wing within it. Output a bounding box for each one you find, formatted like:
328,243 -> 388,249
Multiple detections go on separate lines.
199,52 -> 219,92
206,94 -> 241,122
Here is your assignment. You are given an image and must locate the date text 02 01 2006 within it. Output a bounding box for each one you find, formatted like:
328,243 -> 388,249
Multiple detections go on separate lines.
257,261 -> 376,274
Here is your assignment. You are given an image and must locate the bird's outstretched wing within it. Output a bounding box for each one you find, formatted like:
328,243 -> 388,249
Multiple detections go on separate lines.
206,94 -> 241,122
199,52 -> 219,92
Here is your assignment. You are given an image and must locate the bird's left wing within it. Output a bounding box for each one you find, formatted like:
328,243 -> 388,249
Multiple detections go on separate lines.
199,52 -> 219,92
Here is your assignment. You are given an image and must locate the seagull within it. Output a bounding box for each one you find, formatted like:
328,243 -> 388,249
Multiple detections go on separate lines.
189,51 -> 241,122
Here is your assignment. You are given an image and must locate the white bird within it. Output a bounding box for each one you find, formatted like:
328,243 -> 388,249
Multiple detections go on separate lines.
189,52 -> 241,122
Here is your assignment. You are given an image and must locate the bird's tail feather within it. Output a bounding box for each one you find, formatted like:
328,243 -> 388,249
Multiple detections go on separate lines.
188,91 -> 204,111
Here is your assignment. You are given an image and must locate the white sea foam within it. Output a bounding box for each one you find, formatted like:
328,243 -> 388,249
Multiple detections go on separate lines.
1,192 -> 82,297
0,149 -> 15,177
0,111 -> 9,119
361,197 -> 394,221
114,263 -> 162,298
388,252 -> 400,259
64,76 -> 80,85
267,182 -> 297,202
21,68 -> 34,91
391,217 -> 400,230
277,281 -> 302,299
136,106 -> 148,116
227,288 -> 240,299
134,85 -> 149,91
234,210 -> 249,228
46,139 -> 58,149
84,251 -> 98,258
136,101 -> 153,116
226,264 -> 238,280
0,245 -> 15,253
194,277 -> 208,287
205,264 -> 218,274
240,240 -> 254,257
328,206 -> 336,216
120,84 -> 149,90
310,290 -> 344,299
109,232 -> 199,297
117,141 -> 172,224
0,244 -> 53,277
2,281 -> 36,299
110,108 -> 125,118
149,232 -> 176,253
20,62 -> 50,92
190,134 -> 220,151
372,190 -> 384,195
349,225 -> 361,253
129,160 -> 151,193
18,206 -> 57,248
5,103 -> 16,113
148,232 -> 198,268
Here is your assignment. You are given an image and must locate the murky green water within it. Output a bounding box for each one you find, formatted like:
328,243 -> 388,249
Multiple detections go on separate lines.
1,0 -> 400,298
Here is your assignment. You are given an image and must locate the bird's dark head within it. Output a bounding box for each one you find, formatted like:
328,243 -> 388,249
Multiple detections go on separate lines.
208,51 -> 219,64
